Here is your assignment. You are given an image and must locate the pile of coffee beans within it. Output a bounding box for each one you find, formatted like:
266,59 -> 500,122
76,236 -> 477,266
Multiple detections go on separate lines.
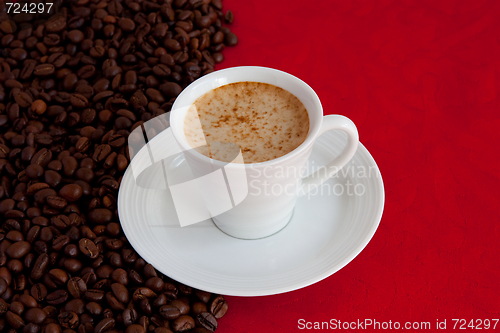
0,0 -> 236,331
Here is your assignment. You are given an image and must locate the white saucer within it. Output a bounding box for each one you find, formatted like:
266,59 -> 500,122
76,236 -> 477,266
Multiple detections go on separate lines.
118,130 -> 385,296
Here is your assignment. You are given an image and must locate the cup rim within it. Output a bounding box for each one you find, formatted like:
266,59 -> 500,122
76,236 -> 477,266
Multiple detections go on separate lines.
170,66 -> 323,168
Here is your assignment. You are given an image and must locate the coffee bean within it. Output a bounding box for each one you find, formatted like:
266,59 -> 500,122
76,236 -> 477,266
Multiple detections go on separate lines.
84,288 -> 105,302
15,91 -> 33,108
160,82 -> 182,97
46,289 -> 68,305
195,289 -> 211,303
67,277 -> 87,299
132,287 -> 157,301
79,238 -> 99,259
45,15 -> 67,32
18,294 -> 37,308
126,324 -> 146,333
95,317 -> 115,333
67,29 -> 85,43
225,10 -> 234,24
46,195 -> 68,209
209,295 -> 228,319
34,188 -> 57,204
110,282 -> 129,303
192,301 -> 208,315
6,241 -> 31,259
31,148 -> 53,167
213,52 -> 224,63
159,304 -> 181,320
45,170 -> 62,188
59,184 -> 83,202
119,18 -> 136,32
225,31 -> 238,46
88,208 -> 113,224
172,315 -> 195,332
170,299 -> 190,315
93,144 -> 112,163
48,233 -> 67,251
70,94 -> 89,108
62,156 -> 78,176
30,283 -> 47,302
30,253 -> 49,280
34,64 -> 56,76
57,311 -> 79,329
6,310 -> 25,329
195,312 -> 218,332
24,307 -> 47,324
49,268 -> 69,284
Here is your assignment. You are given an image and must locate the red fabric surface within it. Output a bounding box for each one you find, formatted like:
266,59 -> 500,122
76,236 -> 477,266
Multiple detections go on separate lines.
215,0 -> 500,331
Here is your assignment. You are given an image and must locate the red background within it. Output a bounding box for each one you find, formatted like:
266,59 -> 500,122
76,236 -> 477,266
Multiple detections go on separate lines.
215,0 -> 500,331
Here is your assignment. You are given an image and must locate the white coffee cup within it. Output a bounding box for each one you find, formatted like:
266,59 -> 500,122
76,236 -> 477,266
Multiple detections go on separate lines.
170,66 -> 359,239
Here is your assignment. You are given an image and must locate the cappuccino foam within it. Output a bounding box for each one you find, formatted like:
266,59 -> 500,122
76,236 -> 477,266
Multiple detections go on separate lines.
184,82 -> 309,163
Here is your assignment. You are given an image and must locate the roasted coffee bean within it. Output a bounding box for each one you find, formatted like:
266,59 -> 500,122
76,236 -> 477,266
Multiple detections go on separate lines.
225,10 -> 234,24
159,305 -> 180,320
132,287 -> 157,301
86,301 -> 102,315
225,31 -> 238,46
111,283 -> 129,303
67,277 -> 87,299
49,268 -> 69,284
30,283 -> 47,302
93,144 -> 112,162
70,94 -> 88,108
6,241 -> 31,259
6,310 -> 25,329
46,195 -> 67,209
170,299 -> 190,315
24,307 -> 47,324
195,289 -> 211,303
160,82 -> 182,97
85,289 -> 105,302
106,291 -> 126,311
192,301 -> 208,315
19,294 -> 37,308
46,289 -> 68,305
34,64 -> 55,76
52,234 -> 70,251
126,324 -> 146,333
15,91 -> 33,108
59,184 -> 83,202
58,311 -> 79,329
30,253 -> 49,280
88,208 -> 113,224
44,170 -> 62,188
195,312 -> 218,332
172,315 -> 195,332
209,295 -> 228,318
9,301 -> 24,315
31,148 -> 52,167
95,317 -> 115,333
79,238 -> 99,259
62,156 -> 78,176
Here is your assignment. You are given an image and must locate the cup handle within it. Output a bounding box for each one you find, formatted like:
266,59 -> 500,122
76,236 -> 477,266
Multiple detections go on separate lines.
298,115 -> 359,197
